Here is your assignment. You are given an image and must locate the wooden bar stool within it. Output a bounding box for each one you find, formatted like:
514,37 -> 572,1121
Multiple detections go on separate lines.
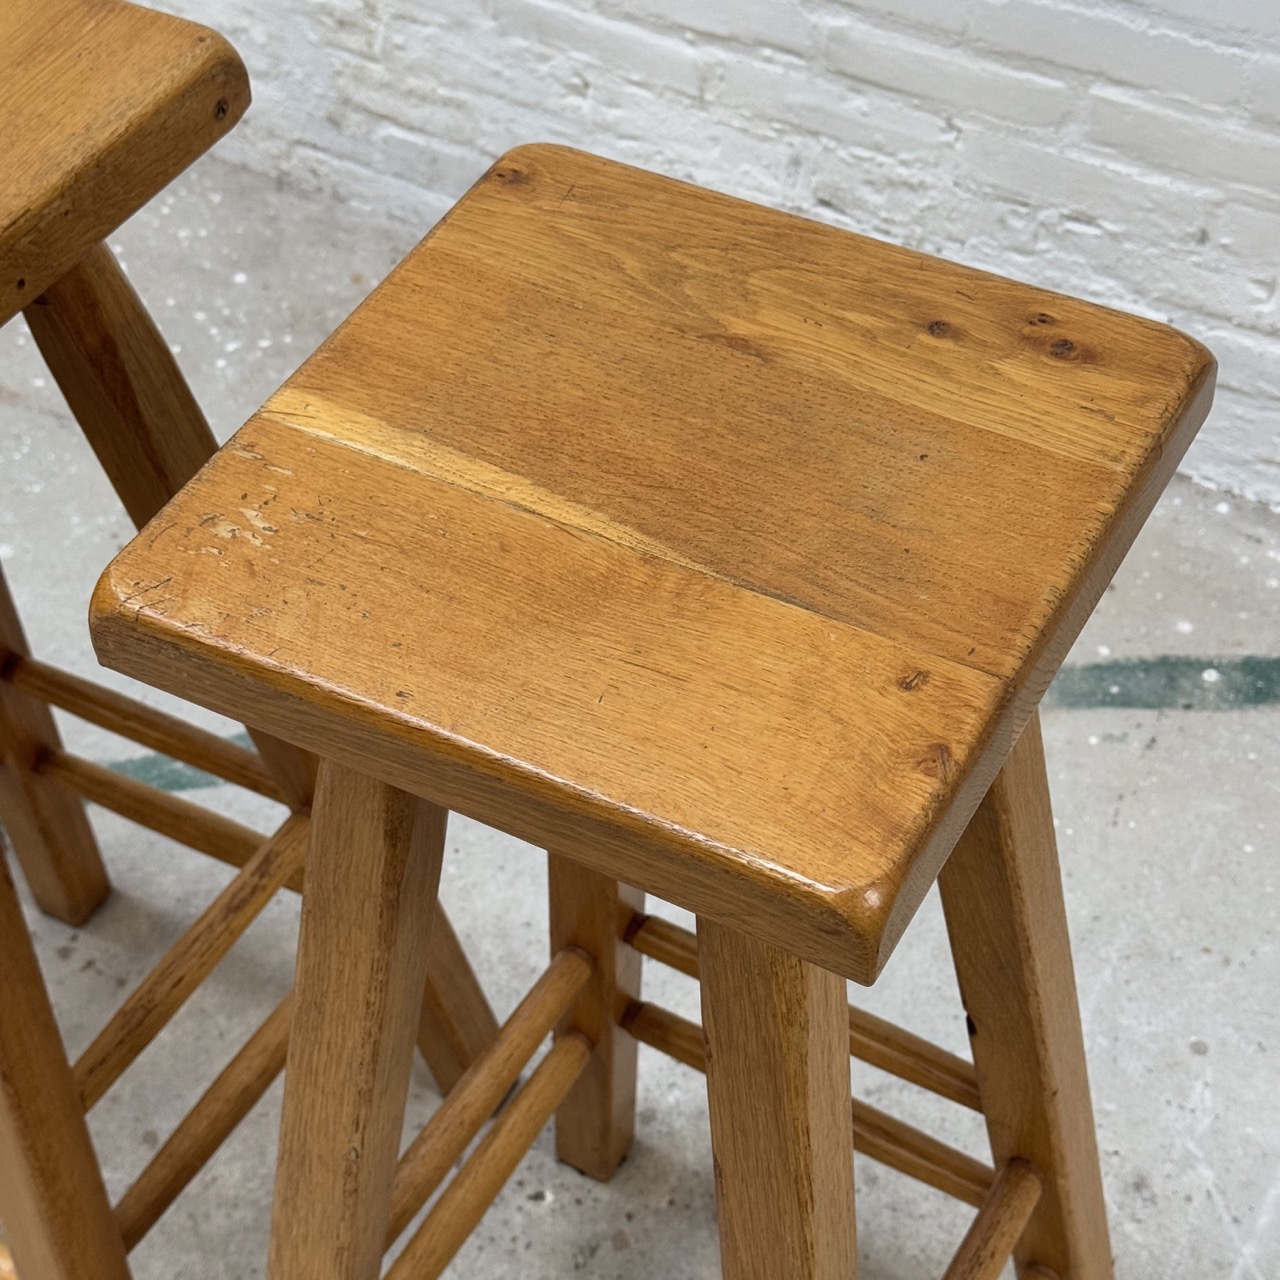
0,6 -> 498,1277
90,145 -> 1215,1279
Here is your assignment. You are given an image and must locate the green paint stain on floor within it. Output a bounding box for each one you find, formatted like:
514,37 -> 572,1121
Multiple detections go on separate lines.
102,731 -> 256,794
1044,656 -> 1280,712
96,660 -> 1280,794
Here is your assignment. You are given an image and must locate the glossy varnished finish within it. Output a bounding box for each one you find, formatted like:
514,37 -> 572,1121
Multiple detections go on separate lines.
91,145 -> 1215,981
0,0 -> 248,325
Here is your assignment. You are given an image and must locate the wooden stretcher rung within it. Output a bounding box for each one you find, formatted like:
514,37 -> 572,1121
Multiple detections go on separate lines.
622,998 -> 706,1071
622,998 -> 995,1209
6,654 -> 282,800
114,993 -> 293,1250
623,912 -> 981,1110
38,748 -> 265,869
388,947 -> 593,1244
385,1032 -> 592,1280
942,1158 -> 1044,1279
72,814 -> 308,1109
623,910 -> 699,977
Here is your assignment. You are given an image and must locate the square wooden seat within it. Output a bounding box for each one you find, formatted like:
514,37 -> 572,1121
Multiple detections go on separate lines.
93,144 -> 1214,984
1,0 -> 248,327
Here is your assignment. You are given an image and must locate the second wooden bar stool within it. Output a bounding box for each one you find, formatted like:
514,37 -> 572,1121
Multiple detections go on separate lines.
90,145 -> 1215,1278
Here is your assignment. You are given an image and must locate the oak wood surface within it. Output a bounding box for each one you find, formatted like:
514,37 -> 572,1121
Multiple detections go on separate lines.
547,854 -> 643,1180
91,145 -> 1214,981
0,0 -> 248,326
386,1033 -> 592,1280
0,857 -> 129,1280
73,815 -> 307,1109
943,1159 -> 1044,1280
115,993 -> 294,1251
623,910 -> 981,1108
0,566 -> 108,925
940,714 -> 1113,1278
267,764 -> 445,1280
698,916 -> 857,1280
389,948 -> 592,1244
621,996 -> 996,1208
6,654 -> 282,801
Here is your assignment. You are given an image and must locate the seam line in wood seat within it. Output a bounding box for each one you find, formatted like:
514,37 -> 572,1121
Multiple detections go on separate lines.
253,394 -> 1013,700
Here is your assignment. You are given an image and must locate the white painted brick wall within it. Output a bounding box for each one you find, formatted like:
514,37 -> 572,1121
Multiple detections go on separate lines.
156,0 -> 1280,506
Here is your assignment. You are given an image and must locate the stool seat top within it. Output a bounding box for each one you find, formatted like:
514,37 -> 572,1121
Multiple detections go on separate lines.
92,146 -> 1213,980
0,0 -> 248,327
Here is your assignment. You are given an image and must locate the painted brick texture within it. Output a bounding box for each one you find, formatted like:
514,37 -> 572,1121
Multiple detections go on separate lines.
156,0 -> 1280,505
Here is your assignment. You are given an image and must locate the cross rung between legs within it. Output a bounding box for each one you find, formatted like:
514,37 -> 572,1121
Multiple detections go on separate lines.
388,947 -> 593,1243
385,1033 -> 592,1280
72,814 -> 307,1108
621,998 -> 996,1209
943,1159 -> 1044,1280
38,748 -> 266,870
114,992 -> 294,1249
3,654 -> 283,800
624,912 -> 981,1110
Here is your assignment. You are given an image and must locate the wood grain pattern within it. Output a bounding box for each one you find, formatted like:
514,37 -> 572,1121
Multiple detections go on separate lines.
624,910 -> 980,1108
385,1033 -> 592,1280
940,714 -> 1113,1278
91,145 -> 1214,981
698,916 -> 857,1280
0,566 -> 108,925
268,764 -> 445,1280
943,1159 -> 1044,1280
0,0 -> 248,325
389,948 -> 592,1244
0,856 -> 129,1280
548,854 -> 643,1180
621,996 -> 995,1207
7,654 -> 282,801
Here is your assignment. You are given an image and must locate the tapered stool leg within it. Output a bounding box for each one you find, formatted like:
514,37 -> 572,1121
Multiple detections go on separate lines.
268,762 -> 446,1280
698,916 -> 857,1280
940,712 -> 1113,1280
0,566 -> 108,925
0,856 -> 128,1280
547,853 -> 643,1180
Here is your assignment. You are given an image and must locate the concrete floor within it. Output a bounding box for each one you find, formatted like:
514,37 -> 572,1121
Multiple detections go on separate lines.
1,154 -> 1278,1279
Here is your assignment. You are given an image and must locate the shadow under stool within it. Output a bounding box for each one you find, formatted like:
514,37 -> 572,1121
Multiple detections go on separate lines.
0,5 -> 499,1277
90,145 -> 1215,1280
